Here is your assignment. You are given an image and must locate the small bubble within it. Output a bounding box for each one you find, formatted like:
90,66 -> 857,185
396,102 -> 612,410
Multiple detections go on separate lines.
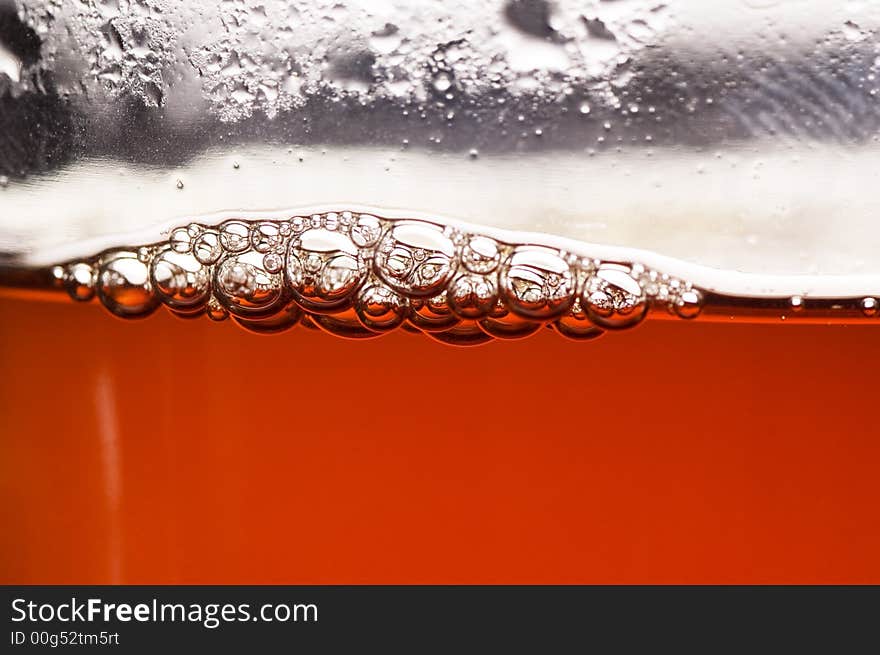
176,179 -> 184,190
0,175 -> 8,188
534,128 -> 543,137
206,297 -> 229,322
789,295 -> 804,312
578,102 -> 591,115
674,289 -> 703,319
861,297 -> 879,317
582,264 -> 646,329
262,252 -> 283,274
468,148 -> 479,160
170,228 -> 192,253
64,262 -> 97,302
432,72 -> 452,93
97,254 -> 158,318
233,161 -> 240,169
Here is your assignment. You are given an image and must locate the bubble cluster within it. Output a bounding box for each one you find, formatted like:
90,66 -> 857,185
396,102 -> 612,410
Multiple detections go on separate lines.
55,211 -> 713,343
287,227 -> 366,312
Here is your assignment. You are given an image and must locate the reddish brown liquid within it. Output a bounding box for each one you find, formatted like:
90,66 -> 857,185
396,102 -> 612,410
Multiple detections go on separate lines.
1,297 -> 879,583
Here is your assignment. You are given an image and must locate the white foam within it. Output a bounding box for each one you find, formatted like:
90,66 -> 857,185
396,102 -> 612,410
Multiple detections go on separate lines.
1,142 -> 879,298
